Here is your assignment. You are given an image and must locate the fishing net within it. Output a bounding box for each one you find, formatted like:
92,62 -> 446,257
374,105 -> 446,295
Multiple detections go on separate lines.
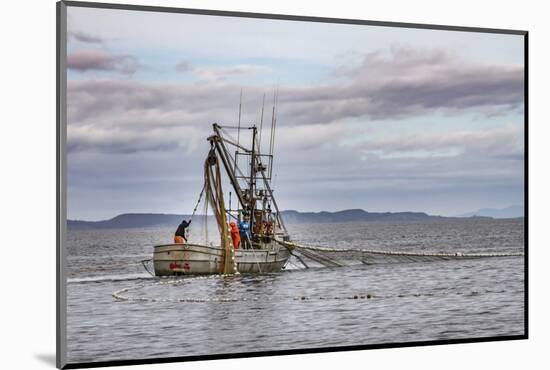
203,148 -> 237,274
275,239 -> 523,268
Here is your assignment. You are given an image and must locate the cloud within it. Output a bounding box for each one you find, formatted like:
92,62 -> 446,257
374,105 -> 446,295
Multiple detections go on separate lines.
175,61 -> 192,72
66,46 -> 524,172
193,65 -> 272,82
66,84 -> 208,154
64,9 -> 525,218
277,47 -> 524,123
175,61 -> 272,82
274,122 -> 353,150
68,47 -> 524,137
68,31 -> 103,44
67,125 -> 205,154
67,79 -> 239,130
353,125 -> 523,159
67,49 -> 139,74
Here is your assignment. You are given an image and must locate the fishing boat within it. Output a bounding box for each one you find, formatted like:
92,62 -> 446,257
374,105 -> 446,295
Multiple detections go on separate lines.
151,115 -> 525,276
153,117 -> 291,276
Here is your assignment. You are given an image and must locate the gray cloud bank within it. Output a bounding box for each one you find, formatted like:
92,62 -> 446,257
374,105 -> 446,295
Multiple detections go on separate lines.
66,46 -> 524,219
356,126 -> 523,159
284,47 -> 523,122
176,61 -> 272,82
67,47 -> 523,154
67,49 -> 139,74
68,30 -> 104,44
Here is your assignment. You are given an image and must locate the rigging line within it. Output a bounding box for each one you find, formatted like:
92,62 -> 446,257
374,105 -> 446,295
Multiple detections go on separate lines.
219,123 -> 250,153
219,136 -> 251,154
190,183 -> 207,220
217,125 -> 245,129
255,250 -> 263,273
217,125 -> 256,129
259,169 -> 287,234
226,212 -> 239,221
219,126 -> 240,146
221,141 -> 248,181
241,231 -> 262,272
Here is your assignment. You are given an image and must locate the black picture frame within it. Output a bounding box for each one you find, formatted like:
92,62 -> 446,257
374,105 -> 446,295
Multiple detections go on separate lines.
57,1 -> 528,368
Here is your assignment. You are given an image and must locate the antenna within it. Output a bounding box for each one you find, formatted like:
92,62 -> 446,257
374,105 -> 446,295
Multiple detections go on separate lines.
235,89 -> 242,173
269,89 -> 276,178
237,89 -> 242,146
259,93 -> 265,154
269,86 -> 279,178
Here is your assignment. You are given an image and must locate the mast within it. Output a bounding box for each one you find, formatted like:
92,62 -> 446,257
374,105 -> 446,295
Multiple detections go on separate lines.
207,92 -> 287,240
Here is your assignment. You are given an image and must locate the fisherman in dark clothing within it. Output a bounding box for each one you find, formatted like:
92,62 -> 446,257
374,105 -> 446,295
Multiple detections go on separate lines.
174,219 -> 191,244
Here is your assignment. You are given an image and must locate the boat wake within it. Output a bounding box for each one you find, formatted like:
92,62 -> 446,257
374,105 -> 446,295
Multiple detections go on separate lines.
68,274 -> 155,284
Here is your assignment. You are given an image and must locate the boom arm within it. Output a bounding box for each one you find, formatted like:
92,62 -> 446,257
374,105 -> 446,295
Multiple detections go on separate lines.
209,123 -> 247,209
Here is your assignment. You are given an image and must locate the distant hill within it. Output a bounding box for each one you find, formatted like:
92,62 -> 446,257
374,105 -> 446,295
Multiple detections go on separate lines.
67,209 -> 491,230
457,205 -> 524,219
68,213 -> 193,230
280,209 -> 445,224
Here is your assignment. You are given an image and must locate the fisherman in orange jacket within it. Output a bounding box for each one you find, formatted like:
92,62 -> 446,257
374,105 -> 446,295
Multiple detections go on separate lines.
174,219 -> 191,244
229,221 -> 241,249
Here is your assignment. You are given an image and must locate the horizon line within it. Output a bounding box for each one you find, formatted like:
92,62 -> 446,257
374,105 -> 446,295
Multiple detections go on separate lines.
67,205 -> 524,222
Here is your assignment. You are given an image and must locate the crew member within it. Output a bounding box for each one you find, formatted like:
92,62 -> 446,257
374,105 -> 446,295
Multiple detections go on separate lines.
174,219 -> 191,244
238,220 -> 251,248
229,221 -> 241,249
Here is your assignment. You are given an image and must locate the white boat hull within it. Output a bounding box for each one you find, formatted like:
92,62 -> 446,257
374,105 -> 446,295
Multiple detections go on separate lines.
153,242 -> 290,276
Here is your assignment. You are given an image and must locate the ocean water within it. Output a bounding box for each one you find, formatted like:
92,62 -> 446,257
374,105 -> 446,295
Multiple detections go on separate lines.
65,218 -> 525,364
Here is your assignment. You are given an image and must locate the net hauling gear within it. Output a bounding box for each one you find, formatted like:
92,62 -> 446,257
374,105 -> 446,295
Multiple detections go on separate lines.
203,144 -> 238,274
275,239 -> 523,268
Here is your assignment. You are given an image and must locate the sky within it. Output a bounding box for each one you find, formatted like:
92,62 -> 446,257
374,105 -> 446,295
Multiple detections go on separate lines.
65,6 -> 525,221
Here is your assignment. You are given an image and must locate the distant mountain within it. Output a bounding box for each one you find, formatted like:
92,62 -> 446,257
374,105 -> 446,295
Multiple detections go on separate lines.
279,209 -> 445,224
68,213 -> 193,230
457,205 -> 524,219
67,209 -> 490,230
